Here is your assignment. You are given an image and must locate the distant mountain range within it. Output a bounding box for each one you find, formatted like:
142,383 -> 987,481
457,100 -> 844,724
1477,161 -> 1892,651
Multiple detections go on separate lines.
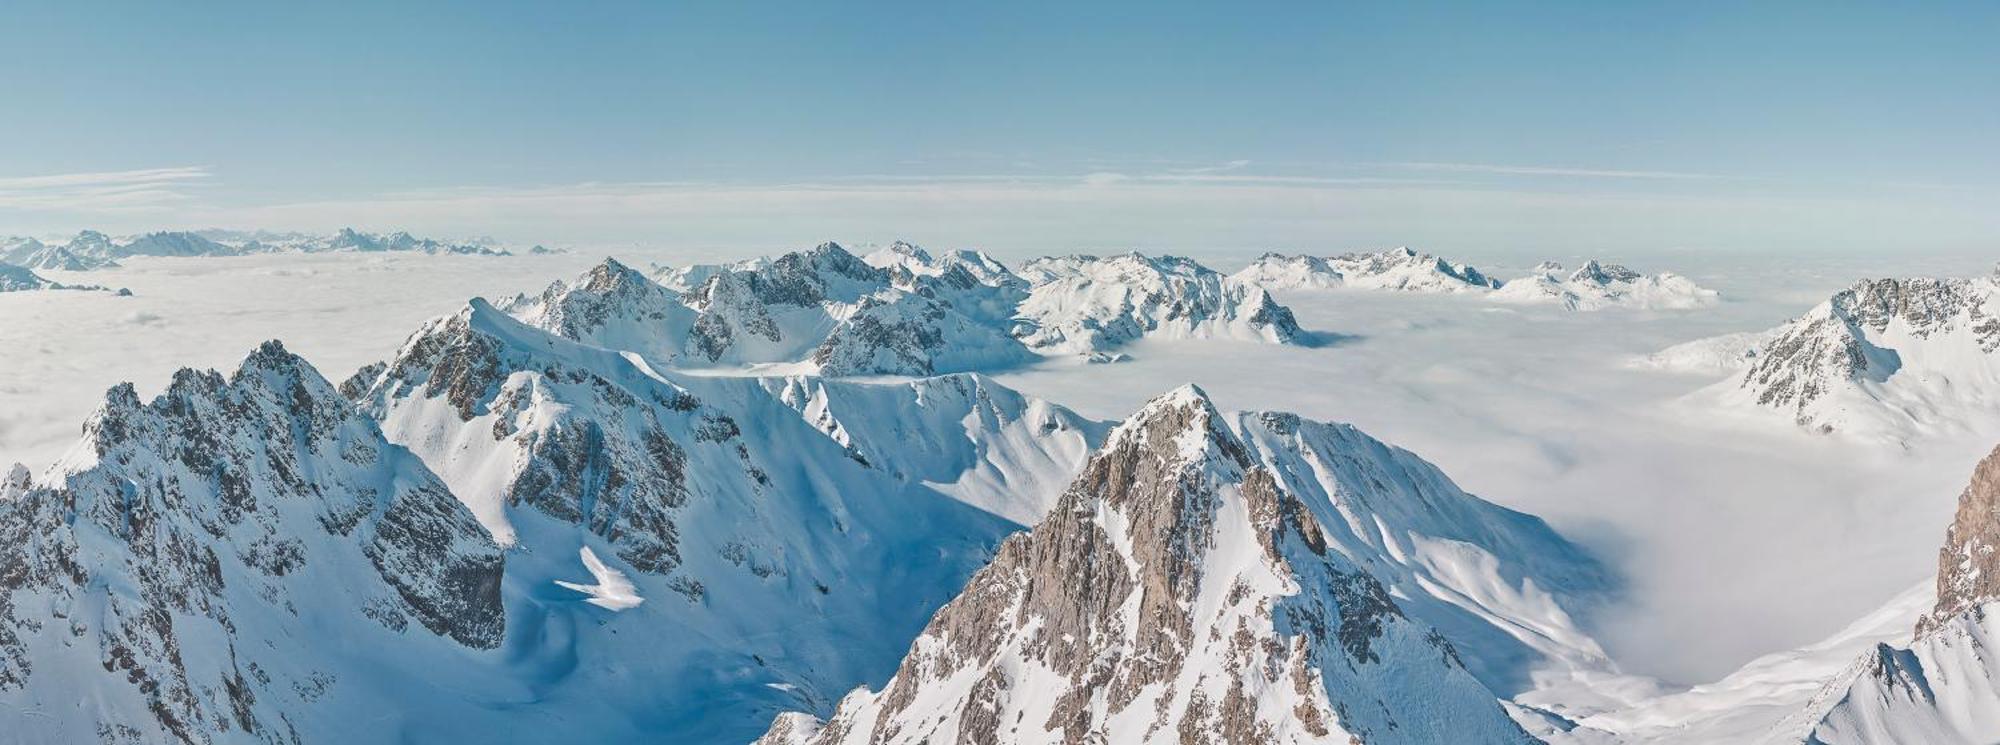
514,243 -> 1306,375
1233,248 -> 1721,311
0,227 -> 513,271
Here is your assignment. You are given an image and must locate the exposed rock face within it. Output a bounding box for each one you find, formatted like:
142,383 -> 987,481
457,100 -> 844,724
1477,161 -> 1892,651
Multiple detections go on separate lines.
1791,443 -> 2000,744
767,387 -> 1554,744
1923,446 -> 2000,637
1014,253 -> 1304,354
0,341 -> 503,744
1725,276 -> 2000,439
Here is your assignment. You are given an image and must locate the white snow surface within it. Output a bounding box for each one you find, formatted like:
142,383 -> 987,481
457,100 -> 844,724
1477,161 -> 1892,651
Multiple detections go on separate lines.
1633,328 -> 1781,377
1796,601 -> 2000,744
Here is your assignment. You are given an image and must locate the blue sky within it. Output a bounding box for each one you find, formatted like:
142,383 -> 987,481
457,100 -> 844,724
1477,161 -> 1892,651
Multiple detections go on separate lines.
2,1 -> 1995,256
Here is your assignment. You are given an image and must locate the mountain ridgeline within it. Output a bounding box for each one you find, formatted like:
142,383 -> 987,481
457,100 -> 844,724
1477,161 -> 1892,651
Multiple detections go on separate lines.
0,243 -> 1630,743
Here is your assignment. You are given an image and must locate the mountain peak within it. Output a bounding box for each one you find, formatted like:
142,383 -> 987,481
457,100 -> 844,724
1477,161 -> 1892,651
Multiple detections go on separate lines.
577,256 -> 650,291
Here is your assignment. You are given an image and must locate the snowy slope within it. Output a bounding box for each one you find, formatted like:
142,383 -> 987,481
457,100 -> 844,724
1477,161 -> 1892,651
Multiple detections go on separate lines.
0,342 -> 507,743
1234,411 -> 1640,719
1634,329 -> 1781,377
1703,276 -> 2000,441
1492,261 -> 1721,311
1789,445 -> 2000,744
763,386 -> 1619,744
760,374 -> 1109,525
345,299 -> 1103,743
1014,253 -> 1304,354
1575,582 -> 1930,744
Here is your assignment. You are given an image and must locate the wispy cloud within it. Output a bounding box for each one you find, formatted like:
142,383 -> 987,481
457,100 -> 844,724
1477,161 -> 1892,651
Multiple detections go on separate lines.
1165,159 -> 1252,176
1389,161 -> 1718,180
0,166 -> 213,211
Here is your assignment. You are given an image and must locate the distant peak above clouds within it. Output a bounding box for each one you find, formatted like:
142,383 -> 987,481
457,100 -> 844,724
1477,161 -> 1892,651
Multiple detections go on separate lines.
1490,260 -> 1721,311
1230,248 -> 1721,313
1231,247 -> 1502,294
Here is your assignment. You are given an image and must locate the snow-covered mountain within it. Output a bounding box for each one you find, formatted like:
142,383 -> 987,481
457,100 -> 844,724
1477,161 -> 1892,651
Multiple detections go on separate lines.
761,385 -> 1620,744
0,262 -> 60,292
1492,260 -> 1720,311
0,236 -> 120,271
314,227 -> 508,256
509,249 -> 1036,376
1708,276 -> 2000,441
861,241 -> 1028,326
0,261 -> 122,293
341,298 -> 1105,742
0,300 -> 1107,743
0,342 -> 508,743
1230,248 -> 1502,293
503,257 -> 702,368
57,229 -> 120,264
1789,445 -> 2000,744
116,230 -> 241,257
1332,247 -> 1503,292
1014,253 -> 1304,354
